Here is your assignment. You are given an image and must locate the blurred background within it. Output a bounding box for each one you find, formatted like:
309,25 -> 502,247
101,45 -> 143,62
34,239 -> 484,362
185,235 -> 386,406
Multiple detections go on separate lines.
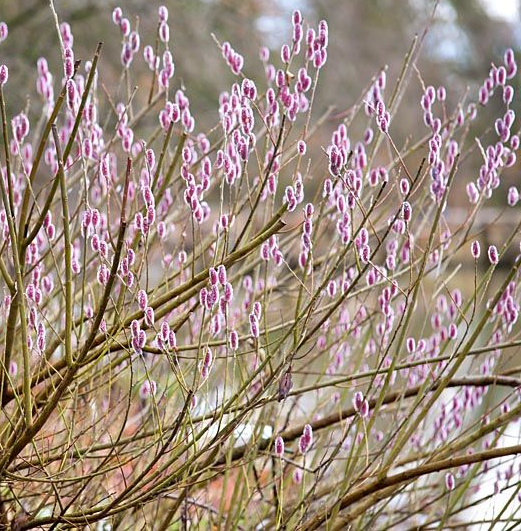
1,0 -> 519,128
1,0 -> 520,252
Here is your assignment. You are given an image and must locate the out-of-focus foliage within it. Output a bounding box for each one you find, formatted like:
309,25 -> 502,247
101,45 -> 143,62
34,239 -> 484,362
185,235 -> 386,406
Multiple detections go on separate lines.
3,0 -> 518,218
1,0 -> 519,209
2,0 -> 517,125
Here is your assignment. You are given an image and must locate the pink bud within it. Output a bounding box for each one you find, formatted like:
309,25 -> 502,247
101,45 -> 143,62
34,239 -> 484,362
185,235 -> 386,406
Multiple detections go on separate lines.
144,45 -> 156,69
137,289 -> 148,310
66,79 -> 77,110
478,86 -> 488,106
293,10 -> 302,25
378,113 -> 389,133
203,346 -> 212,367
131,320 -> 140,339
0,64 -> 8,86
249,314 -> 260,338
281,44 -> 291,63
466,182 -> 479,204
488,245 -> 499,265
160,321 -> 170,341
402,201 -> 412,222
503,85 -> 514,105
112,7 -> 123,25
304,203 -> 314,219
299,423 -> 313,454
217,264 -> 227,285
63,47 -> 74,78
359,244 -> 370,264
353,391 -> 364,412
199,287 -> 208,308
326,280 -> 337,298
144,306 -> 155,326
0,22 -> 8,43
497,66 -> 507,86
209,267 -> 218,286
406,337 -> 416,353
130,31 -> 140,53
121,43 -> 133,68
445,472 -> 455,491
223,282 -> 233,302
158,5 -> 169,22
119,18 -> 131,37
508,186 -> 519,206
139,380 -> 157,399
60,22 -> 73,48
425,85 -> 436,104
504,48 -> 515,67
229,330 -> 239,350
168,330 -> 176,349
37,57 -> 49,75
259,46 -> 269,62
448,322 -> 457,339
274,436 -> 284,457
137,329 -> 146,349
360,399 -> 370,419
159,22 -> 170,43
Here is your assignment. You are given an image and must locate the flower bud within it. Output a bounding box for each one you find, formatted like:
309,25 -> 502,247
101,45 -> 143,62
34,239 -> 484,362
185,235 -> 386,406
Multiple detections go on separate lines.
488,245 -> 499,264
508,186 -> 519,206
144,306 -> 155,326
229,330 -> 239,350
299,424 -> 313,454
158,5 -> 169,21
217,265 -> 227,285
402,201 -> 412,222
66,79 -> 77,110
0,22 -> 8,43
281,44 -> 291,63
112,7 -> 123,25
445,472 -> 455,491
274,436 -> 285,457
0,64 -> 8,86
249,313 -> 259,338
209,267 -> 218,286
139,380 -> 157,399
159,21 -> 170,43
120,18 -> 131,37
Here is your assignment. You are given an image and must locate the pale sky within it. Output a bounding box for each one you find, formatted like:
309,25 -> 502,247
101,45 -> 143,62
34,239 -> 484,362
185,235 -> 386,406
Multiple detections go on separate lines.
481,0 -> 520,21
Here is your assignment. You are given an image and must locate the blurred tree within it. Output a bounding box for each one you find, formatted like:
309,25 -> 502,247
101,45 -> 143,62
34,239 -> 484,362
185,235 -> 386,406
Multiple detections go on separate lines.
0,0 -> 517,147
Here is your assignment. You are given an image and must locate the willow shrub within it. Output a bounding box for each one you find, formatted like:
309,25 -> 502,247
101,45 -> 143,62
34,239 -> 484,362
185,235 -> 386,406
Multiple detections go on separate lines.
0,5 -> 520,530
